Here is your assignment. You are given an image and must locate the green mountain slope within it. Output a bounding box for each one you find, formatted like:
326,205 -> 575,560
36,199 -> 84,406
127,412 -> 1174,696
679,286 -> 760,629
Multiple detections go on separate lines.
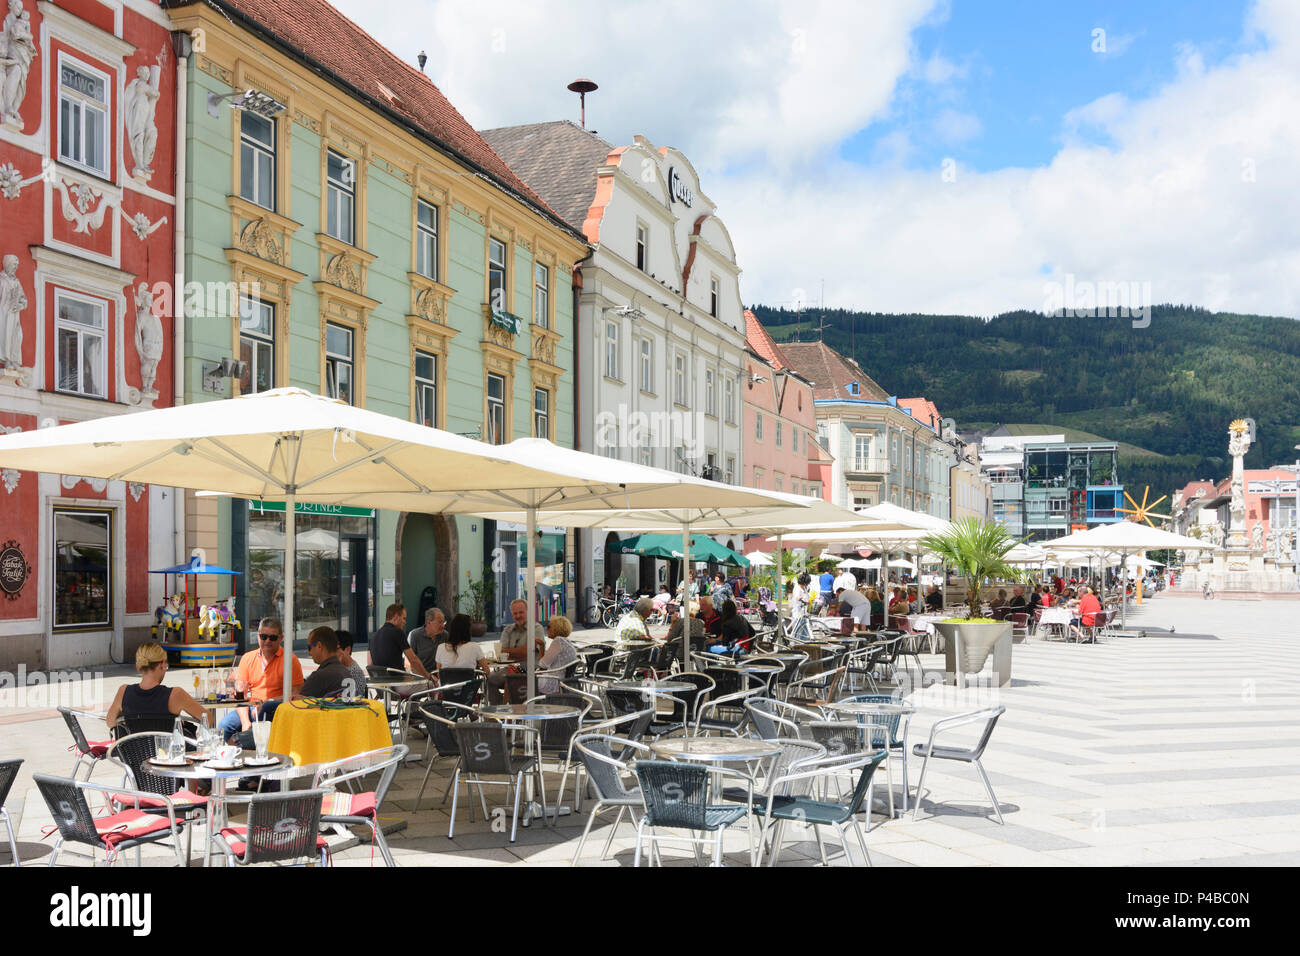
751,304 -> 1300,500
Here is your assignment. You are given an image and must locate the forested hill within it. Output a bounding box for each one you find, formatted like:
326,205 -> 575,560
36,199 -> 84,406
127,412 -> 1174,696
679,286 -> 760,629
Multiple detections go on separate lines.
749,304 -> 1300,499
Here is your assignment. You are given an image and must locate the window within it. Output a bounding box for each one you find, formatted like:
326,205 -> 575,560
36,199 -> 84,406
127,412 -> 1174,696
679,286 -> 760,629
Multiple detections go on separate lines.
416,199 -> 438,280
240,112 -> 276,210
239,297 -> 274,394
635,222 -> 648,272
640,442 -> 653,467
724,376 -> 736,423
486,373 -> 506,444
726,456 -> 735,484
414,350 -> 437,427
854,435 -> 872,469
325,322 -> 353,404
605,321 -> 620,380
488,237 -> 508,313
326,150 -> 356,244
53,508 -> 111,630
58,58 -> 108,176
705,452 -> 717,481
533,387 -> 550,439
753,467 -> 764,489
54,291 -> 106,398
705,369 -> 715,416
775,474 -> 784,493
674,352 -> 687,405
776,420 -> 783,448
755,412 -> 763,441
533,262 -> 549,329
709,276 -> 719,318
639,339 -> 652,392
793,428 -> 799,454
817,422 -> 829,448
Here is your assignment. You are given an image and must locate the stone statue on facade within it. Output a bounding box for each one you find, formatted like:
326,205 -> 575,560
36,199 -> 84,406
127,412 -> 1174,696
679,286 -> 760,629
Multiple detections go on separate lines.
133,282 -> 163,397
124,49 -> 165,180
1208,522 -> 1224,548
1250,522 -> 1264,551
0,0 -> 36,130
0,253 -> 25,369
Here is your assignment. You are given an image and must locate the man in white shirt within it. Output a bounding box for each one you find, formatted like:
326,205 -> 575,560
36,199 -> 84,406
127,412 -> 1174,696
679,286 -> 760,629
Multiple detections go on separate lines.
834,568 -> 858,595
835,587 -> 872,626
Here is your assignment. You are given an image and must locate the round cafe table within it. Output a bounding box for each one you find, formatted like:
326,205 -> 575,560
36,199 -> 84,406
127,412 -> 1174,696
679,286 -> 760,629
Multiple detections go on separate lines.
476,703 -> 581,721
608,680 -> 694,696
267,698 -> 391,766
650,737 -> 781,764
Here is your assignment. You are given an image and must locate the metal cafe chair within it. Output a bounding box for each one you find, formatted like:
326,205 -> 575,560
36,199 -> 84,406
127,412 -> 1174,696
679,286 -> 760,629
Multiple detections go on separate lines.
56,707 -> 112,782
312,744 -> 408,867
448,720 -> 542,843
553,708 -> 653,818
34,773 -> 189,867
911,706 -> 1007,824
1,758 -> 23,866
105,732 -> 209,862
632,760 -> 754,867
211,789 -> 332,867
569,734 -> 654,866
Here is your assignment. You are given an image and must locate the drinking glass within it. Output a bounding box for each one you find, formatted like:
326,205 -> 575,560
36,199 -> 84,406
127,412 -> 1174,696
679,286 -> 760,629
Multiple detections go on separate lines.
251,720 -> 272,761
168,732 -> 186,762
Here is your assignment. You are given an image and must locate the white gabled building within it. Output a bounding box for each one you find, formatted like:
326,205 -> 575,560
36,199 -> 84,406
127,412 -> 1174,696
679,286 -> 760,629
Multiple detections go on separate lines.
481,121 -> 748,595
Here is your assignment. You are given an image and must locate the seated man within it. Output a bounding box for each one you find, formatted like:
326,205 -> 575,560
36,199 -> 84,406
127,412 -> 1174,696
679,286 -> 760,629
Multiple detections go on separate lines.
500,599 -> 547,662
924,585 -> 944,611
653,601 -> 708,669
299,627 -> 351,698
217,617 -> 303,743
836,586 -> 871,627
1069,586 -> 1103,640
1008,585 -> 1028,610
370,603 -> 432,680
408,608 -> 446,675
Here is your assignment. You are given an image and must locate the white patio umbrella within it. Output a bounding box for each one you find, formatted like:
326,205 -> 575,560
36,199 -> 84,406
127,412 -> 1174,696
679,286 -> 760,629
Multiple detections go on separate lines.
1048,521 -> 1213,624
0,389 -> 803,699
743,551 -> 774,567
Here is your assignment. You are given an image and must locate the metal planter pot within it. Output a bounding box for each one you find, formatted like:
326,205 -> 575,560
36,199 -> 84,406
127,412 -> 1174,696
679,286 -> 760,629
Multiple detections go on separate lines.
934,620 -> 1013,687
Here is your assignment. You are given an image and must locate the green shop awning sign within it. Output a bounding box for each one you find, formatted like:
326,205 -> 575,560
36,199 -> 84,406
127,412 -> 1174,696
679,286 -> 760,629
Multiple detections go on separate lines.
248,501 -> 375,518
489,308 -> 524,336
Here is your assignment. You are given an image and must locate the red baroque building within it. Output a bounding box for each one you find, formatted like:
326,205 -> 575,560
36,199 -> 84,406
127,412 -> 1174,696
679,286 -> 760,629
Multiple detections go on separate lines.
0,0 -> 177,669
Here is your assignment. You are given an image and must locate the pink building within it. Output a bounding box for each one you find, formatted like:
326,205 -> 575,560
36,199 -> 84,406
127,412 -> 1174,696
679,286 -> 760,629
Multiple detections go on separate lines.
742,310 -> 829,498
1201,469 -> 1299,541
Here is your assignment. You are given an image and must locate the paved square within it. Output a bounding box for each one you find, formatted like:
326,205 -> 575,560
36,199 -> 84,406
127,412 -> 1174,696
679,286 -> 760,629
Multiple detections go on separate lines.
4,594 -> 1297,866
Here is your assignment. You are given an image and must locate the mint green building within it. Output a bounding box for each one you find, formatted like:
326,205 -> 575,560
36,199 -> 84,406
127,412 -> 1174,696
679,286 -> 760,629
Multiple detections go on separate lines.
167,0 -> 588,644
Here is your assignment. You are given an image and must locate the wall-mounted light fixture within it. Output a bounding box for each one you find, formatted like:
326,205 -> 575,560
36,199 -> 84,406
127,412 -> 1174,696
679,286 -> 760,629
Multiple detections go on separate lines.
207,88 -> 288,119
202,357 -> 248,394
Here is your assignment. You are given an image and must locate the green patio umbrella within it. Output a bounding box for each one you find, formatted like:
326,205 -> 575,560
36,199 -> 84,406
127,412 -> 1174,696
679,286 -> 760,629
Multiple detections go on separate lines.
609,533 -> 750,566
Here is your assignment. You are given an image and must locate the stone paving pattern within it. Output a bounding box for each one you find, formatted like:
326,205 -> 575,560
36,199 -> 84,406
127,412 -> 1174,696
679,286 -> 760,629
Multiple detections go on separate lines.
2,595 -> 1296,866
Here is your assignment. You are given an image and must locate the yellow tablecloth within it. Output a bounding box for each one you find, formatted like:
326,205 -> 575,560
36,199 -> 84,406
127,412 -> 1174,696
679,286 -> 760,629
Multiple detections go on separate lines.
268,699 -> 392,766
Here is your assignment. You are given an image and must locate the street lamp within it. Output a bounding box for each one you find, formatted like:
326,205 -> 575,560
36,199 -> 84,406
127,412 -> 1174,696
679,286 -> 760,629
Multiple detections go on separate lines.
207,88 -> 287,119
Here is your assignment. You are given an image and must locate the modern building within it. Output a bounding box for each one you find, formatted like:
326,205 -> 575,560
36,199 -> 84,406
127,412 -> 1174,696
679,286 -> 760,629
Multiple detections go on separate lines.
164,0 -> 587,644
742,310 -> 826,500
778,341 -> 950,517
480,121 -> 747,596
0,0 -> 179,669
979,433 -> 1122,542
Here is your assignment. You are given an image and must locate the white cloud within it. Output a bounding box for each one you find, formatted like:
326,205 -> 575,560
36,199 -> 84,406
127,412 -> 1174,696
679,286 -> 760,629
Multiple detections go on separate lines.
932,108 -> 981,143
329,0 -> 1300,319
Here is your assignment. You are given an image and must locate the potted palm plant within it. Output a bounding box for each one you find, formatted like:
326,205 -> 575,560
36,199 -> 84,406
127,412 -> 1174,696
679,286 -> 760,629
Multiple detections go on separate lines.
454,569 -> 496,637
920,518 -> 1020,687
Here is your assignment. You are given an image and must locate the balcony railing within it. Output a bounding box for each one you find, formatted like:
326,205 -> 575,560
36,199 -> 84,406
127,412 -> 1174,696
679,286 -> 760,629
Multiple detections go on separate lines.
846,457 -> 890,474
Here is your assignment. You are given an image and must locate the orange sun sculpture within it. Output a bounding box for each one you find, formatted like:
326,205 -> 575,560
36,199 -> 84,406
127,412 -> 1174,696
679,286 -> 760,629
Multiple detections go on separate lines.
1117,486 -> 1171,527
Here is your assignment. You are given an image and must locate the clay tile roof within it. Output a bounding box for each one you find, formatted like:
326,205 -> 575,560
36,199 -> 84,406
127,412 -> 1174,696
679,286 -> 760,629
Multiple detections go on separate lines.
898,398 -> 942,433
479,121 -> 614,233
744,310 -> 787,370
171,0 -> 574,234
777,341 -> 891,402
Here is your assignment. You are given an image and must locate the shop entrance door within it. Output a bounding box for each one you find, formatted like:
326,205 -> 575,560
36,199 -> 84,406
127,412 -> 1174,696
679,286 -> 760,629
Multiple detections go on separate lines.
342,535 -> 370,641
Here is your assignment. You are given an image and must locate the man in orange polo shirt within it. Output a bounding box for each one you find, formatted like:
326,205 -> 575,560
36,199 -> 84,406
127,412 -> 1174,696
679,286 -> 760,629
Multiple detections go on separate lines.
217,616 -> 304,742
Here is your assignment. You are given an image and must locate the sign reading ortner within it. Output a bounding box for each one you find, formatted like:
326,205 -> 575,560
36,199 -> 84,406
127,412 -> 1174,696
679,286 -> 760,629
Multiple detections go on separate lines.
668,166 -> 693,207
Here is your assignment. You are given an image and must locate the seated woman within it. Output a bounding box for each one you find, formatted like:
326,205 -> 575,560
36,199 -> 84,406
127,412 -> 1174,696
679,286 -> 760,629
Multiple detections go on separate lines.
437,613 -> 490,677
105,642 -> 207,730
867,587 -> 885,620
715,599 -> 755,650
652,601 -> 707,669
536,615 -> 579,694
990,589 -> 1008,609
887,588 -> 909,617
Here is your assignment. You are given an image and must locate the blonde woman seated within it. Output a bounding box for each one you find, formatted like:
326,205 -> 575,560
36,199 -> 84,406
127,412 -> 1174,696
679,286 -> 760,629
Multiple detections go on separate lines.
105,643 -> 208,728
536,616 -> 579,694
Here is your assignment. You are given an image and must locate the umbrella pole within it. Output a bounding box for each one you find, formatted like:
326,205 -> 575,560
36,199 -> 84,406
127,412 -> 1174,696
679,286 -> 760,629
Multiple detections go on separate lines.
526,505 -> 538,700
775,533 -> 785,608
682,522 -> 692,674
283,495 -> 295,703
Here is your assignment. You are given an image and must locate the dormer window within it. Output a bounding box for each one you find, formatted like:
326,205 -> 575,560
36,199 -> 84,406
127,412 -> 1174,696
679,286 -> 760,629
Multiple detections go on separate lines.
848,382 -> 860,396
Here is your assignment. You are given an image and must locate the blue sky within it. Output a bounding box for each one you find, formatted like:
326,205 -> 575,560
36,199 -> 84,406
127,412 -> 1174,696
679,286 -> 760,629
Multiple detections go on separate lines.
847,0 -> 1259,172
